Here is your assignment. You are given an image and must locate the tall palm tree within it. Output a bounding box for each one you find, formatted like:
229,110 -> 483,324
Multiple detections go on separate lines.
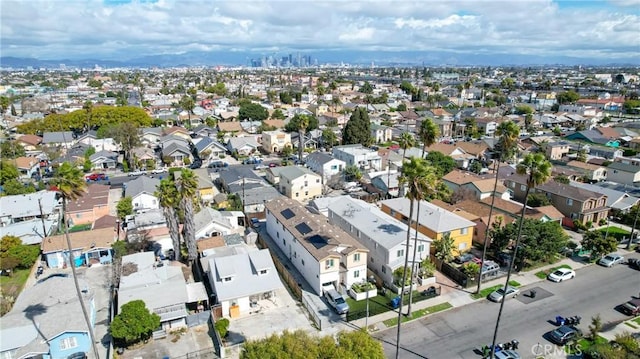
476,120 -> 520,295
489,153 -> 551,358
176,169 -> 199,264
156,179 -> 181,261
394,156 -> 430,359
297,115 -> 310,162
52,162 -> 101,359
417,118 -> 439,158
397,132 -> 416,161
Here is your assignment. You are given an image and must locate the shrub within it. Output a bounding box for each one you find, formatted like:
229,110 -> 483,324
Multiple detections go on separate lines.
351,282 -> 375,293
215,318 -> 230,338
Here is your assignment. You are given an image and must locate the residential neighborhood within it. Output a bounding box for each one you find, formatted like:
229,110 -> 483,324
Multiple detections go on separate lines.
1,64 -> 640,359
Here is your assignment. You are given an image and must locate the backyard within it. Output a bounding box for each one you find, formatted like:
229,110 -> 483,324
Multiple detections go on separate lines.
0,268 -> 31,315
345,287 -> 440,322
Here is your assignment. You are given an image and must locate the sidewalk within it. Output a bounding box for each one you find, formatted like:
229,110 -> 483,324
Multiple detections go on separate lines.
355,246 -> 637,335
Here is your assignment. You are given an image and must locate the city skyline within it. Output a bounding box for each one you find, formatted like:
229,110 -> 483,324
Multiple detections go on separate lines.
1,0 -> 639,65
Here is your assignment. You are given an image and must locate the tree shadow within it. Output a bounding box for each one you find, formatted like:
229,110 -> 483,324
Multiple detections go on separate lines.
23,303 -> 48,341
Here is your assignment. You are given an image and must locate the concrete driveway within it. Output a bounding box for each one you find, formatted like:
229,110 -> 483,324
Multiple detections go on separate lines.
226,288 -> 315,342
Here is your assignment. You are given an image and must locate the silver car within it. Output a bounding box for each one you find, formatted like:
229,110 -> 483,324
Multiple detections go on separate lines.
598,253 -> 624,267
488,286 -> 520,302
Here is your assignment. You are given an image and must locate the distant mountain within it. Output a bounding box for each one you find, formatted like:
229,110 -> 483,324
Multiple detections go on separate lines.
2,50 -> 638,69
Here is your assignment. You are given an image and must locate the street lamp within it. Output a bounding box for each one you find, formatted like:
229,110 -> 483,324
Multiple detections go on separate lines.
604,216 -> 612,240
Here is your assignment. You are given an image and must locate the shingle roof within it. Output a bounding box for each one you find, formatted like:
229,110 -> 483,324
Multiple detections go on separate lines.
41,227 -> 116,253
266,197 -> 367,261
380,198 -> 476,233
42,131 -> 74,144
66,184 -> 110,214
124,175 -> 161,198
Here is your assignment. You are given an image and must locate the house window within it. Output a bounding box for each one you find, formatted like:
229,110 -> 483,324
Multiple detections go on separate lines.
511,182 -> 515,188
357,230 -> 361,238
390,209 -> 396,216
295,192 -> 299,198
304,181 -> 308,187
305,191 -> 308,196
354,270 -> 360,278
152,199 -> 157,205
520,184 -> 526,191
276,232 -> 280,238
461,227 -> 468,235
316,179 -> 320,183
294,252 -> 297,258
283,239 -> 286,246
567,198 -> 573,206
418,244 -> 424,252
397,249 -> 404,258
459,242 -> 468,250
59,336 -> 78,350
326,259 -> 334,269
381,266 -> 386,273
260,269 -> 268,275
224,276 -> 232,282
354,253 -> 361,262
301,259 -> 305,266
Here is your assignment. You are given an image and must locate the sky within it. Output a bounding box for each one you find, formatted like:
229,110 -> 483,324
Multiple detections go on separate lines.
1,0 -> 639,62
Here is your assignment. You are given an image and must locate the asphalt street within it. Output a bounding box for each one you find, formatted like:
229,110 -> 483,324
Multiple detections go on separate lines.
375,253 -> 640,359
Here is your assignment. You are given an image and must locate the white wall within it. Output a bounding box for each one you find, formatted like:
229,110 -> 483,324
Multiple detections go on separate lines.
132,193 -> 159,212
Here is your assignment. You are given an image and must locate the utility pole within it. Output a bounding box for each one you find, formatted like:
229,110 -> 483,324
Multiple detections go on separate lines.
242,177 -> 247,227
38,198 -> 47,239
628,206 -> 639,250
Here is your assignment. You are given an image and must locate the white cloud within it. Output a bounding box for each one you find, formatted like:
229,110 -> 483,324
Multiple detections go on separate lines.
0,0 -> 637,61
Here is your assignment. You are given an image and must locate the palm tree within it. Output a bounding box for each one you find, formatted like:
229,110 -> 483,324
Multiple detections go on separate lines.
175,169 -> 199,264
51,162 -> 101,359
476,120 -> 520,295
417,118 -> 439,158
489,153 -> 551,358
156,179 -> 181,261
398,132 -> 416,161
297,115 -> 310,162
394,157 -> 431,359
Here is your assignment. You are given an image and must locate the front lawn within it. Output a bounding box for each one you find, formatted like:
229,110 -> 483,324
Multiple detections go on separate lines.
575,336 -> 608,353
535,264 -> 573,279
346,287 -> 439,321
383,302 -> 452,327
0,268 -> 31,315
597,226 -> 630,241
471,281 -> 521,300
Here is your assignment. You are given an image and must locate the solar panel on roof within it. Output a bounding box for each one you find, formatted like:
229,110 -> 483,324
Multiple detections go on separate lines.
281,208 -> 295,220
307,234 -> 327,249
295,222 -> 313,235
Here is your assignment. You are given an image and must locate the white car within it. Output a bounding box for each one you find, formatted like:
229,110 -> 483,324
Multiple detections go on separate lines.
547,268 -> 576,282
598,253 -> 624,267
151,168 -> 167,174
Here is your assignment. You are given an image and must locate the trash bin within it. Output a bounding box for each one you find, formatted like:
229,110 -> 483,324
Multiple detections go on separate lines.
390,296 -> 401,309
556,316 -> 565,326
530,290 -> 537,298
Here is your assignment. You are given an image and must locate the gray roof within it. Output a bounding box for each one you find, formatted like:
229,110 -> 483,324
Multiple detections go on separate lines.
0,190 -> 59,220
89,150 -> 118,161
278,166 -> 320,181
162,142 -> 191,157
231,185 -> 282,205
0,218 -> 57,245
208,249 -> 284,302
607,161 -> 640,173
570,182 -> 639,210
306,152 -> 337,166
194,137 -> 226,153
118,252 -> 188,312
380,198 -> 476,233
42,131 -> 74,144
124,176 -> 161,198
141,127 -> 163,136
218,167 -> 264,188
193,207 -> 237,234
0,274 -> 93,357
327,196 -> 431,251
227,136 -> 259,150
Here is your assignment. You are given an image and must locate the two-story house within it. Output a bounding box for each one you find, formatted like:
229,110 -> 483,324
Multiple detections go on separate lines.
261,130 -> 292,154
380,198 -> 476,255
65,183 -> 110,226
370,124 -> 393,144
265,198 -> 368,295
565,160 -> 608,182
275,166 -> 323,202
326,196 -> 431,286
304,152 -> 346,182
332,144 -> 382,171
124,176 -> 161,213
606,161 -> 640,185
546,141 -> 571,160
504,174 -> 609,226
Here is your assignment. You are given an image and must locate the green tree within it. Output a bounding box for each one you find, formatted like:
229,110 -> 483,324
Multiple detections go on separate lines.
342,107 -> 371,146
239,102 -> 268,121
398,132 -> 415,161
0,141 -> 26,159
214,318 -> 230,338
417,118 -> 439,157
556,90 -> 580,104
321,129 -> 338,148
111,300 -> 161,347
0,96 -> 10,114
285,114 -> 318,133
0,161 -> 20,185
293,115 -> 310,161
554,174 -> 570,184
424,151 -> 456,176
51,162 -> 100,359
107,122 -> 141,172
396,103 -> 407,111
271,108 -> 286,120
360,81 -> 374,94
279,92 -> 293,105
469,161 -> 483,174
156,179 -> 181,261
514,105 -> 534,115
588,314 -> 603,341
343,165 -> 362,182
176,170 -> 199,263
179,95 -> 195,127
526,193 -> 551,207
581,230 -> 618,259
116,196 -> 133,220
461,262 -> 480,278
433,232 -> 455,262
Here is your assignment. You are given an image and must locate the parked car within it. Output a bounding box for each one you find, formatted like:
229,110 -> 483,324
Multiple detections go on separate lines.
189,160 -> 203,169
151,168 -> 167,174
547,268 -> 576,282
324,287 -> 349,314
547,325 -> 582,345
488,286 -> 520,302
598,253 -> 624,267
254,164 -> 268,170
454,253 -> 475,264
496,252 -> 513,267
85,173 -> 107,181
481,261 -> 500,275
621,298 -> 640,316
208,161 -> 229,168
128,170 -> 146,177
269,162 -> 279,168
628,258 -> 640,270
